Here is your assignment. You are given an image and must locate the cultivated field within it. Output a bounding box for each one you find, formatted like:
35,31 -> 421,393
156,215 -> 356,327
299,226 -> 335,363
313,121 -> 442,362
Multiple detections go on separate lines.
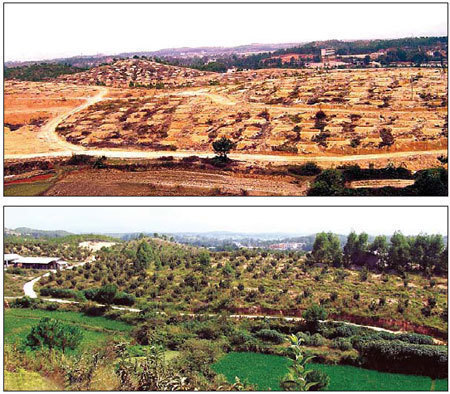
213,352 -> 448,391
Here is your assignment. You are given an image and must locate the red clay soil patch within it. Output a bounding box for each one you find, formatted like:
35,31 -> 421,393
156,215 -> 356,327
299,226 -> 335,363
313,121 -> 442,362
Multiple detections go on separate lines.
4,173 -> 54,185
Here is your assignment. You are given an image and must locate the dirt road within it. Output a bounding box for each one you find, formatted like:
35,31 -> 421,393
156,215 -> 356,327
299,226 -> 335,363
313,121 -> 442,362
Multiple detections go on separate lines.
36,86 -> 108,151
5,147 -> 447,166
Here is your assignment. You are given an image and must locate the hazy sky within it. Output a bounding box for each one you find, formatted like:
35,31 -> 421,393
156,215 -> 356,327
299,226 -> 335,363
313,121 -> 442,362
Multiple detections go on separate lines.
4,207 -> 447,236
5,3 -> 447,62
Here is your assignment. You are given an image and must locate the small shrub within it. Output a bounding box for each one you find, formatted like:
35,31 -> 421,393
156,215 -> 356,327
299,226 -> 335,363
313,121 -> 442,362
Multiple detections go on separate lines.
332,337 -> 353,351
309,333 -> 325,347
10,296 -> 39,309
255,329 -> 285,344
307,369 -> 330,391
289,162 -> 322,176
81,302 -> 108,317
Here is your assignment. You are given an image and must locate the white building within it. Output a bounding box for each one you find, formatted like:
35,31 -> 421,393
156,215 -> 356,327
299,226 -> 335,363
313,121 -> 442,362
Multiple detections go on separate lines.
4,255 -> 68,270
4,254 -> 21,266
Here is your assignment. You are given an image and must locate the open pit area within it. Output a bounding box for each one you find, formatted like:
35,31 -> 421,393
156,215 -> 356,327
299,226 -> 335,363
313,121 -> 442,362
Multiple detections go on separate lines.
4,60 -> 447,196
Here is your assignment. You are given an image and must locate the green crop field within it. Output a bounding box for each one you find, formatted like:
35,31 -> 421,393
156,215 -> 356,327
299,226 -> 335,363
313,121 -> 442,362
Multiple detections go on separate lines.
212,352 -> 449,391
4,309 -> 132,352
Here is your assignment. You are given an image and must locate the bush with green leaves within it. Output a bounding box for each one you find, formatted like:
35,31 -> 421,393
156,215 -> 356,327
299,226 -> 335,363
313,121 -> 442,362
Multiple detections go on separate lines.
10,296 -> 39,309
289,162 -> 322,176
255,329 -> 285,344
303,305 -> 328,333
25,317 -> 83,353
396,333 -> 434,345
306,369 -> 330,391
328,324 -> 362,339
40,287 -> 83,300
83,285 -> 135,306
332,337 -> 353,351
81,302 -> 108,317
309,333 -> 326,347
358,339 -> 447,378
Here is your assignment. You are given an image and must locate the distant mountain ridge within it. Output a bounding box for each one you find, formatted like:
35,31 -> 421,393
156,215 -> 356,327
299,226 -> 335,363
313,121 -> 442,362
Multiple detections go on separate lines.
4,42 -> 303,68
5,227 -> 73,238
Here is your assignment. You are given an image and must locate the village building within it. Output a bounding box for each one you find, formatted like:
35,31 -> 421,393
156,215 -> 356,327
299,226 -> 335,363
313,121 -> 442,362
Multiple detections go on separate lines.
4,254 -> 68,270
321,48 -> 336,64
4,254 -> 21,267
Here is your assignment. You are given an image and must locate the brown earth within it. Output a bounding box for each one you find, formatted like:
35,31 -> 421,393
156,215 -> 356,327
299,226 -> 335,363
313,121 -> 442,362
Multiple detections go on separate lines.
347,179 -> 416,189
41,166 -> 309,196
3,63 -> 447,196
4,81 -> 103,154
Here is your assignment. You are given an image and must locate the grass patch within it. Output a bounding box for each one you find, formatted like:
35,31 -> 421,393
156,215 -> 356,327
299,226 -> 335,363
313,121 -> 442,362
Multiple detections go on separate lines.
4,180 -> 55,196
212,352 -> 448,391
4,308 -> 132,352
4,271 -> 43,297
212,352 -> 289,390
4,369 -> 61,390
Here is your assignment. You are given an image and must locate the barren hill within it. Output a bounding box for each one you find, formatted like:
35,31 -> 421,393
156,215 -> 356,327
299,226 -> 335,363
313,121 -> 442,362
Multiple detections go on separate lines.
57,58 -> 215,88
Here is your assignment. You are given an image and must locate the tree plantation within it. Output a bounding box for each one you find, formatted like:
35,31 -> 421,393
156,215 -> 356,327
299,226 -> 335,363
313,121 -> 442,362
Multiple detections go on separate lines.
3,232 -> 448,391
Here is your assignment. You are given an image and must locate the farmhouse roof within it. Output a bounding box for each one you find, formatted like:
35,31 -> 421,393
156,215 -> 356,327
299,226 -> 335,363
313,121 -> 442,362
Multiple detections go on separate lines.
14,257 -> 66,265
4,253 -> 21,261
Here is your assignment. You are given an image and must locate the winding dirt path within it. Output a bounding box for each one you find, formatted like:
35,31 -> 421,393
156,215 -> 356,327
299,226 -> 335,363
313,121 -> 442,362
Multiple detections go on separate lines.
36,86 -> 108,152
15,273 -> 442,341
4,87 -> 446,167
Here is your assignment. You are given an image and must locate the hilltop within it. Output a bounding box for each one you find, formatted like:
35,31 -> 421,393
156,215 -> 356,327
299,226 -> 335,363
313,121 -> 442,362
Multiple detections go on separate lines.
57,58 -> 215,88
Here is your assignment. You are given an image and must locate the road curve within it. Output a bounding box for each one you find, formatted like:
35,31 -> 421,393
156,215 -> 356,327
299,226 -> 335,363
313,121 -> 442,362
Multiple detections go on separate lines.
5,148 -> 447,165
34,86 -> 109,152
23,273 -> 50,298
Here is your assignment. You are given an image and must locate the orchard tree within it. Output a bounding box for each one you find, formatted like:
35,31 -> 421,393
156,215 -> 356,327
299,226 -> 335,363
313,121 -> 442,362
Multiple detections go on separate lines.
435,247 -> 448,275
410,234 -> 444,274
303,304 -> 328,333
198,250 -> 211,268
212,137 -> 236,160
96,284 -> 118,305
343,231 -> 358,266
26,317 -> 83,353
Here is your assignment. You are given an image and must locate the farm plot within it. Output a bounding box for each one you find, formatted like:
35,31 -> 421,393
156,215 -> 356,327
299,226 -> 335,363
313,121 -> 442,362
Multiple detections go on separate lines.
212,352 -> 448,391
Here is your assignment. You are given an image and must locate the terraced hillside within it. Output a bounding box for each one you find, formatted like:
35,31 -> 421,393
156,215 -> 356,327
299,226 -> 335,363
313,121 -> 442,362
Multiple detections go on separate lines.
53,65 -> 447,157
4,60 -> 448,195
57,58 -> 214,88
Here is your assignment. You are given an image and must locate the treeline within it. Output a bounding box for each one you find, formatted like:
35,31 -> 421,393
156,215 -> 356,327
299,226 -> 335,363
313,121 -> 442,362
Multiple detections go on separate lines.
5,233 -> 119,246
273,37 -> 447,56
310,231 -> 447,275
4,63 -> 87,81
161,36 -> 447,71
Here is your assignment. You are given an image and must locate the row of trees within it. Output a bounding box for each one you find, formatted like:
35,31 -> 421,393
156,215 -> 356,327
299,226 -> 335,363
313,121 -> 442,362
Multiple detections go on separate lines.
311,231 -> 447,275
